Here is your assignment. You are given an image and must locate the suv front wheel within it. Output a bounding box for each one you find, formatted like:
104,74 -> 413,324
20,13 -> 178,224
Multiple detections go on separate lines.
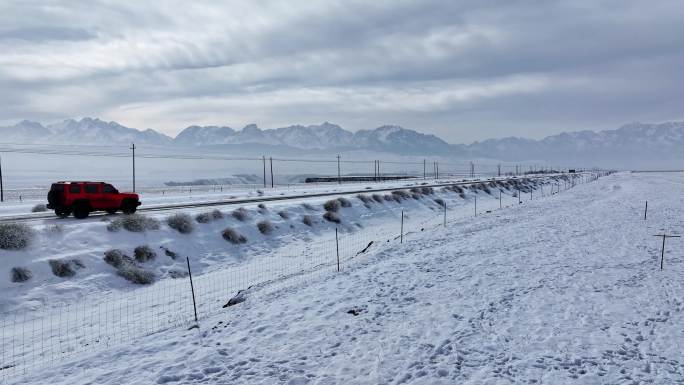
121,200 -> 138,215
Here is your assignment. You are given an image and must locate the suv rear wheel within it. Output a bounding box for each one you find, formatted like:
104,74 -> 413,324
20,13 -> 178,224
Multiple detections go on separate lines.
73,203 -> 91,219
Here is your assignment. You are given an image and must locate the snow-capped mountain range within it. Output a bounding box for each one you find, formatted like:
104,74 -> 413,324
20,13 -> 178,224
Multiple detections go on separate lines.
1,117 -> 683,166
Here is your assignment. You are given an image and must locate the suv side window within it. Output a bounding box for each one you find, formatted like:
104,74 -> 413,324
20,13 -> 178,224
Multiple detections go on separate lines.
69,184 -> 81,193
85,184 -> 99,194
103,184 -> 116,193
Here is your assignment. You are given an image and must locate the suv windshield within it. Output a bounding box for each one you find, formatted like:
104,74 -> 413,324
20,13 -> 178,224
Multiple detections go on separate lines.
103,184 -> 117,193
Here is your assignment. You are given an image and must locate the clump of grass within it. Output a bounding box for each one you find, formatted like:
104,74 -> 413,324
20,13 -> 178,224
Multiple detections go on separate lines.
257,220 -> 273,234
357,194 -> 372,204
167,213 -> 195,234
323,199 -> 341,212
134,245 -> 156,262
0,223 -> 34,250
31,204 -> 47,213
107,214 -> 160,233
222,228 -> 247,244
11,267 -> 32,282
372,194 -> 384,203
232,207 -> 249,221
434,198 -> 446,207
337,197 -> 352,208
277,210 -> 289,219
323,211 -> 341,223
302,215 -> 314,226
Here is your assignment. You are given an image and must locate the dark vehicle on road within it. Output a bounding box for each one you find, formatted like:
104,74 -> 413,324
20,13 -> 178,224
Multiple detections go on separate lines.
47,182 -> 141,219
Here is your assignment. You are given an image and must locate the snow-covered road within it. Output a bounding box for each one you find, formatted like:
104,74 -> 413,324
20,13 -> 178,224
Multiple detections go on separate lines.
13,172 -> 684,384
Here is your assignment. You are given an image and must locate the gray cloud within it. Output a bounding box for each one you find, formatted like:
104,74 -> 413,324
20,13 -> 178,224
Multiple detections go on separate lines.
1,0 -> 683,143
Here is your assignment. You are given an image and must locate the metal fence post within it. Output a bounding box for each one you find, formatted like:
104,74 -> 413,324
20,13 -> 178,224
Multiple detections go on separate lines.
335,228 -> 340,271
186,257 -> 199,324
400,210 -> 404,243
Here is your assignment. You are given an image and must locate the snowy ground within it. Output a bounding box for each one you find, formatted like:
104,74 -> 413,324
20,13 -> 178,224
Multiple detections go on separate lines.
7,172 -> 683,384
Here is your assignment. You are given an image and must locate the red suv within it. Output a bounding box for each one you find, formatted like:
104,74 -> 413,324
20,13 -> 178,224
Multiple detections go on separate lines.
47,182 -> 141,219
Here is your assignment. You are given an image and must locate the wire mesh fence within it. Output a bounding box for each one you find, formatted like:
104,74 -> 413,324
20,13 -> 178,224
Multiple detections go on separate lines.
0,172 -> 604,383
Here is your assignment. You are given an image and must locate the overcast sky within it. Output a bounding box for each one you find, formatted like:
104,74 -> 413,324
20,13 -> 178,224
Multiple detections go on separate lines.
1,0 -> 683,143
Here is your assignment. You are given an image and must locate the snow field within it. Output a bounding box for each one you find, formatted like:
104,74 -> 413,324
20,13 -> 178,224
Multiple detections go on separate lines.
0,174 -> 586,383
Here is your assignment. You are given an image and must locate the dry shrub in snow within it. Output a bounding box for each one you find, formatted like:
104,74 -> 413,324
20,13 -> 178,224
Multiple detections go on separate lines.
222,228 -> 247,244
257,220 -> 273,234
196,209 -> 223,223
44,224 -> 63,234
232,207 -> 249,221
478,183 -> 492,194
434,198 -> 446,207
48,258 -> 84,278
357,194 -> 372,204
323,199 -> 341,212
117,263 -> 155,285
337,197 -> 352,207
323,211 -> 341,223
160,246 -> 180,260
11,267 -> 32,282
277,210 -> 289,219
168,269 -> 188,279
31,204 -> 47,213
134,245 -> 156,262
372,194 -> 384,203
0,223 -> 34,250
302,203 -> 316,211
104,249 -> 127,268
392,190 -> 410,201
420,186 -> 434,195
302,215 -> 314,226
167,213 -> 195,234
103,249 -> 155,285
107,214 -> 160,233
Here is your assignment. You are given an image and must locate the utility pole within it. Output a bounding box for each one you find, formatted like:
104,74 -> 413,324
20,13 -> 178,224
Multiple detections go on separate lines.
130,143 -> 136,192
497,164 -> 501,177
423,159 -> 426,180
436,162 -> 439,179
262,156 -> 266,188
270,157 -> 274,188
0,154 -> 4,202
337,154 -> 341,184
